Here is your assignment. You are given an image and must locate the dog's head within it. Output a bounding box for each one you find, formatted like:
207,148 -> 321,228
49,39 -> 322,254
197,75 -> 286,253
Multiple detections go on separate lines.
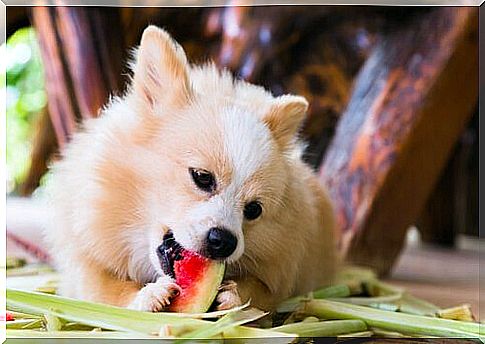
101,26 -> 309,280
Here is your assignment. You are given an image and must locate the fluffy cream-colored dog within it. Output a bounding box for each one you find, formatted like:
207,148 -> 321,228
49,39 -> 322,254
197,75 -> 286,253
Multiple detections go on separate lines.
43,26 -> 336,312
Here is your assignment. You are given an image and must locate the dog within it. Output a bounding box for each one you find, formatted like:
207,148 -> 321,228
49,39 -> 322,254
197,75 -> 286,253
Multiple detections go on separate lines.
42,26 -> 337,312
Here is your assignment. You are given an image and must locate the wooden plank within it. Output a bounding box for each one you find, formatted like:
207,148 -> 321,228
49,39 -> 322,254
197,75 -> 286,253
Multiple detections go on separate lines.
55,7 -> 125,119
31,7 -> 78,147
31,7 -> 125,146
319,8 -> 478,275
18,109 -> 58,196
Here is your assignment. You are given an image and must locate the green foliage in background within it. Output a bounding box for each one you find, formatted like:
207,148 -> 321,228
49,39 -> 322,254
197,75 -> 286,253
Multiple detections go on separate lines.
3,27 -> 46,194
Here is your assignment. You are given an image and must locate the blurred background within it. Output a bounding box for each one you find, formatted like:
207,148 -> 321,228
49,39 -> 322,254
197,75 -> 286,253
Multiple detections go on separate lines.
4,6 -> 481,315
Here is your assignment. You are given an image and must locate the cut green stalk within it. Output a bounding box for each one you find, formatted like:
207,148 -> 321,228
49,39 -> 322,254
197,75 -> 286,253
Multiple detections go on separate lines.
7,288 -> 293,340
7,329 -> 155,338
313,284 -> 351,299
337,330 -> 374,338
6,264 -> 55,277
273,319 -> 367,337
6,319 -> 43,330
35,286 -> 57,294
367,303 -> 399,312
438,304 -> 475,322
7,288 -> 202,335
171,300 -> 251,319
336,266 -> 377,283
6,273 -> 60,293
328,279 -> 403,308
6,310 -> 41,319
398,293 -> 440,316
177,308 -> 267,341
277,284 -> 351,313
6,257 -> 27,269
62,322 -> 98,331
371,327 -> 412,338
303,299 -> 480,338
335,265 -> 375,294
330,294 -> 401,306
365,279 -> 404,297
44,313 -> 63,331
276,296 -> 309,313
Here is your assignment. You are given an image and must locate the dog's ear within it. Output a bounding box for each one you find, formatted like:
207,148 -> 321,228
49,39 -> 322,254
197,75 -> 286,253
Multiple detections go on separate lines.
132,26 -> 191,111
263,95 -> 309,148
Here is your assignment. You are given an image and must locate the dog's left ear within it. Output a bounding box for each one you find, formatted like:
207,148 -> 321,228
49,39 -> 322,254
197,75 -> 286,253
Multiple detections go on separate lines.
263,95 -> 309,149
132,26 -> 192,111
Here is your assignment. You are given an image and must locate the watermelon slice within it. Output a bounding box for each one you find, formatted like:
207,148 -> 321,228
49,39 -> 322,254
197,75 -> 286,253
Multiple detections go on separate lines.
1,311 -> 14,321
157,232 -> 225,313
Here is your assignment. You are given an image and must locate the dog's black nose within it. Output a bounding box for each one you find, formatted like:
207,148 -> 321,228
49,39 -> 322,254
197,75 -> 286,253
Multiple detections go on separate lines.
205,227 -> 237,259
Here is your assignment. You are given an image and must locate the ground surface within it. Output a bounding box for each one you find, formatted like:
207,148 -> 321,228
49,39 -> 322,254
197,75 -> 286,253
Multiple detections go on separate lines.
386,234 -> 482,320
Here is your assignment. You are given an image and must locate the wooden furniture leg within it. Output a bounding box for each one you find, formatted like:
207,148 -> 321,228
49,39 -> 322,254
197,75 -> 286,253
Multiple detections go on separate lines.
319,8 -> 478,275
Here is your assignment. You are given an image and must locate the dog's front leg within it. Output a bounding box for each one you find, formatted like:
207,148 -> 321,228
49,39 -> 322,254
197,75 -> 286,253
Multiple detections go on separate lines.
215,280 -> 242,310
127,274 -> 181,312
67,259 -> 180,312
216,277 -> 278,311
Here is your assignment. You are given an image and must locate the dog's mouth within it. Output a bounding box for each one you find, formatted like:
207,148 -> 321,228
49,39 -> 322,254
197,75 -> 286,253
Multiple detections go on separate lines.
156,231 -> 184,279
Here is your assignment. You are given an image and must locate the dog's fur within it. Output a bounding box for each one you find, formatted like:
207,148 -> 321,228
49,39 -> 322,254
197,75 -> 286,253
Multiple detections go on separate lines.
43,26 -> 337,311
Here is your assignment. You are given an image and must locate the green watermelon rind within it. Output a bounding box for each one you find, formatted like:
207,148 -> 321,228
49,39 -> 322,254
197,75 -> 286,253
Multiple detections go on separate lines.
171,261 -> 225,313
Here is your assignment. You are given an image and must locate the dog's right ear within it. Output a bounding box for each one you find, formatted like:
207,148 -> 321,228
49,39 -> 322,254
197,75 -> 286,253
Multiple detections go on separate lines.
132,26 -> 191,111
263,95 -> 309,150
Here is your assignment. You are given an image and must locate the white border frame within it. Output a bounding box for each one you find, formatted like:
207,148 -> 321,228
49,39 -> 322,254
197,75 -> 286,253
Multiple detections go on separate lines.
1,2 -> 482,343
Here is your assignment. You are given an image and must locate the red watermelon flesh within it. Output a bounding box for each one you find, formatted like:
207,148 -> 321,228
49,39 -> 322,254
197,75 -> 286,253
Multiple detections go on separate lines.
169,249 -> 225,313
2,311 -> 14,321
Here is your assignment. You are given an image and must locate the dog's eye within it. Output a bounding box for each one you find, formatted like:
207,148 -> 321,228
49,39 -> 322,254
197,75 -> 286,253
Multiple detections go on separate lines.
244,201 -> 262,220
189,168 -> 216,192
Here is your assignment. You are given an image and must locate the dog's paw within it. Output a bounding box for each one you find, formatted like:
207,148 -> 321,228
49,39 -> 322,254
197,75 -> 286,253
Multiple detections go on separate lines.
215,280 -> 242,311
128,275 -> 181,312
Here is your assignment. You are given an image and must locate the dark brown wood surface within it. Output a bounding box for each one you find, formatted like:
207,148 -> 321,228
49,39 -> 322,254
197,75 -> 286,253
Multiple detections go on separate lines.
18,109 -> 58,196
417,109 -> 479,245
6,7 -> 29,37
319,7 -> 478,275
